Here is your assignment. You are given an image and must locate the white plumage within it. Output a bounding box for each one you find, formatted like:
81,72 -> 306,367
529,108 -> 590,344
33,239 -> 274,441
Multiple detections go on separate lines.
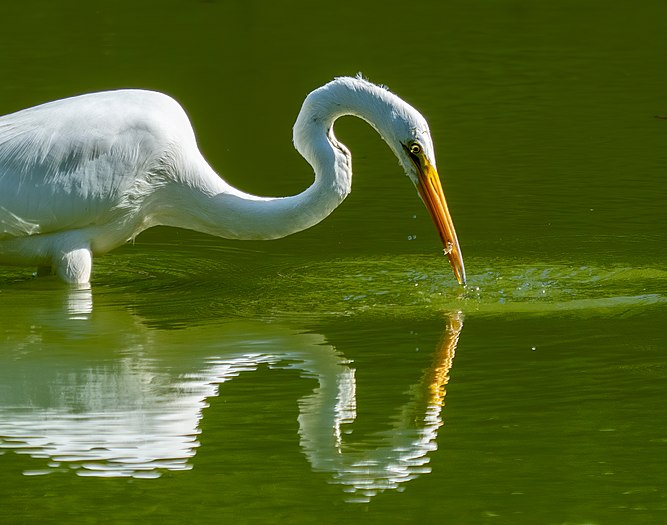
0,77 -> 465,284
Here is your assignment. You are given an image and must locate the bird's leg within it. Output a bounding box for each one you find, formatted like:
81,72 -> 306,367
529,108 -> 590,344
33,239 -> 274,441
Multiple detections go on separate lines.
54,245 -> 93,284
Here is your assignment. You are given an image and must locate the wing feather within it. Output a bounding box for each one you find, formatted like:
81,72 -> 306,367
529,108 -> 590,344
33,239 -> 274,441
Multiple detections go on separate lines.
0,90 -> 188,239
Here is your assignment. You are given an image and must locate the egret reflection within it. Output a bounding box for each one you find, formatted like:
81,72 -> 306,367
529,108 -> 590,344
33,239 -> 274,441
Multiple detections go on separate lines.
298,313 -> 461,501
0,291 -> 463,501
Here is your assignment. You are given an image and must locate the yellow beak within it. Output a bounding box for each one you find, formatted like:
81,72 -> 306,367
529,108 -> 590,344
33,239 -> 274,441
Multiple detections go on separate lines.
413,157 -> 466,285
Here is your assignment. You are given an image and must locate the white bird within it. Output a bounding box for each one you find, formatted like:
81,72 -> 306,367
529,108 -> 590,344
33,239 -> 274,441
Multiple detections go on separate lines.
0,76 -> 465,285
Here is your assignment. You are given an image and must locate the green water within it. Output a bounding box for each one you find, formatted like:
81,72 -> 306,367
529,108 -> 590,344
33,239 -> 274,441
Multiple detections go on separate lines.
1,0 -> 666,523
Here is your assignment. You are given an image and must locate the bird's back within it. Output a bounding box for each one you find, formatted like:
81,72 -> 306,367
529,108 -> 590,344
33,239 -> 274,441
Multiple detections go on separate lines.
0,90 -> 197,240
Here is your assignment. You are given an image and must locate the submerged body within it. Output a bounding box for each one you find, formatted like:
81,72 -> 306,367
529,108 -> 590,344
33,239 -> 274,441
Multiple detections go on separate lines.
0,77 -> 465,284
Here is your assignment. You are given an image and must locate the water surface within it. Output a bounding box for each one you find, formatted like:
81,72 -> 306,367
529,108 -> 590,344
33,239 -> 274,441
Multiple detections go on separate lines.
1,0 -> 666,523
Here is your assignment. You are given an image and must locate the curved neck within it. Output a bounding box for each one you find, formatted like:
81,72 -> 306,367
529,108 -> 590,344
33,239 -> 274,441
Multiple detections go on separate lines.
160,78 -> 404,241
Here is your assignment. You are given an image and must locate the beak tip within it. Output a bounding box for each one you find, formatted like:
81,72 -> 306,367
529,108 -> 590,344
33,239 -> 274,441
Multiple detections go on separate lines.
452,259 -> 466,286
456,268 -> 466,286
444,247 -> 466,286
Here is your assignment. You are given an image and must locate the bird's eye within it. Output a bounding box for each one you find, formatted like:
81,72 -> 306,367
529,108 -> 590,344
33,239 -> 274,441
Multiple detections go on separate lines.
409,143 -> 422,155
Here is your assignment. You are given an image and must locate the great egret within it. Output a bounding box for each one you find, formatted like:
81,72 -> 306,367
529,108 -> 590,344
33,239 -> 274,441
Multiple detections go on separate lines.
0,76 -> 465,284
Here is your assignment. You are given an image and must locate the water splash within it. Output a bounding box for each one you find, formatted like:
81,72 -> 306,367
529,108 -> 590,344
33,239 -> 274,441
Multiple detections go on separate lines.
246,257 -> 667,321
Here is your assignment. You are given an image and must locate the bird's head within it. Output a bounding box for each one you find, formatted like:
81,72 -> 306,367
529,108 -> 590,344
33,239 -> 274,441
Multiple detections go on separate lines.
373,90 -> 466,286
299,76 -> 466,285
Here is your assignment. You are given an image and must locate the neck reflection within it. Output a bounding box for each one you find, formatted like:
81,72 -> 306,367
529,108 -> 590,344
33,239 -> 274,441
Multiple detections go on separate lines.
298,312 -> 462,501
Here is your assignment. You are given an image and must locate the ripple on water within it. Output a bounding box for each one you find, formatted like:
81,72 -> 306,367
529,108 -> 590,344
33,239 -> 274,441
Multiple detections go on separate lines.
91,252 -> 667,323
2,251 -> 664,323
